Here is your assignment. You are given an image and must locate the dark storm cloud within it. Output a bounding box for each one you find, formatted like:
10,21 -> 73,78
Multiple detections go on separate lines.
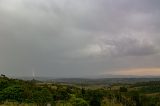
0,0 -> 160,77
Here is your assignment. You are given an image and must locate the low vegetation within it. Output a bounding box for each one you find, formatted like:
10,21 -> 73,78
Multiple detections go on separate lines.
0,75 -> 160,106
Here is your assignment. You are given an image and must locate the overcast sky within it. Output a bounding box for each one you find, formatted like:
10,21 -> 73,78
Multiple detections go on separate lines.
0,0 -> 160,77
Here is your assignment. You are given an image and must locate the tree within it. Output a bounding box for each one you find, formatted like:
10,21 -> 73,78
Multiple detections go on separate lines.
54,87 -> 70,101
129,91 -> 141,106
32,87 -> 52,106
71,98 -> 89,106
119,87 -> 128,92
0,79 -> 9,91
89,97 -> 101,106
1,85 -> 25,103
70,95 -> 89,106
83,89 -> 104,106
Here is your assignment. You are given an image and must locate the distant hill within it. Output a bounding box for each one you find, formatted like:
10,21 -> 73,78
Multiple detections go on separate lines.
50,78 -> 160,85
16,75 -> 160,85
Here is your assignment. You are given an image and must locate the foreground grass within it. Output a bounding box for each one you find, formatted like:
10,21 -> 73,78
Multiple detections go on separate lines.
0,102 -> 36,106
0,100 -> 123,106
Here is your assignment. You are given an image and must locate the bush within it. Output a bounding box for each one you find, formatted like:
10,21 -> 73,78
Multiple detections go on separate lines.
71,97 -> 89,106
119,87 -> 128,92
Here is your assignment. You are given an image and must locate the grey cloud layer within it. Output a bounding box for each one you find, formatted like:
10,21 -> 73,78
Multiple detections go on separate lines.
0,0 -> 160,77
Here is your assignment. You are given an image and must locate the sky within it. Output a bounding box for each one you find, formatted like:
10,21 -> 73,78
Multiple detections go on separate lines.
0,0 -> 160,78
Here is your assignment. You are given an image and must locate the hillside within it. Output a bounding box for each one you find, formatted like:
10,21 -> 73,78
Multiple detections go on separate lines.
1,75 -> 160,106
